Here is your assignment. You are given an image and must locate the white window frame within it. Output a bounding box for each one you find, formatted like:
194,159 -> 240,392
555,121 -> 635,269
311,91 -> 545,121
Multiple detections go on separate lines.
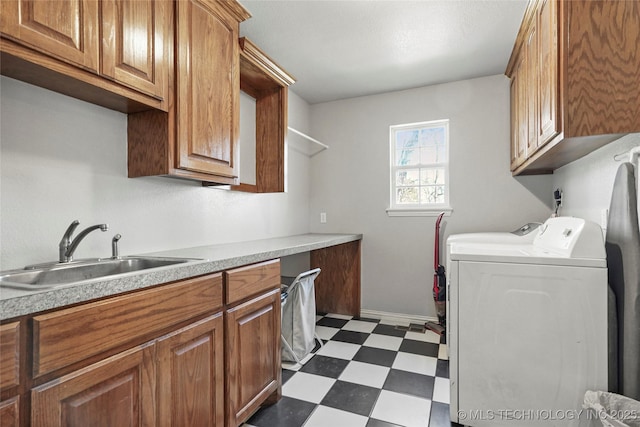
387,119 -> 452,217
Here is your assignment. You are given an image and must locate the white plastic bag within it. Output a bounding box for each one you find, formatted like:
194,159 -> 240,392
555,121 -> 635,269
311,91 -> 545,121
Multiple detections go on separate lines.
584,390 -> 640,427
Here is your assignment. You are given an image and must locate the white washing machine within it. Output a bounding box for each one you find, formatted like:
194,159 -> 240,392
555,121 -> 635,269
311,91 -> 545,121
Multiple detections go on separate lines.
447,217 -> 608,426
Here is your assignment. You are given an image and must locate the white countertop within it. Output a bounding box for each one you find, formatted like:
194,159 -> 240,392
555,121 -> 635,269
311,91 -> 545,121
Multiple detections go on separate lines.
0,233 -> 362,320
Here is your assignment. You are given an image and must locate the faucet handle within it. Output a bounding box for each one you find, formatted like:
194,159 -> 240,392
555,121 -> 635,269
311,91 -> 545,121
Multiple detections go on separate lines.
112,234 -> 122,259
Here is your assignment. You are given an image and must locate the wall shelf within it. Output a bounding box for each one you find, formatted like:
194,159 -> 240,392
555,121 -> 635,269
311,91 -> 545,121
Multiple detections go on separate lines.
287,127 -> 328,157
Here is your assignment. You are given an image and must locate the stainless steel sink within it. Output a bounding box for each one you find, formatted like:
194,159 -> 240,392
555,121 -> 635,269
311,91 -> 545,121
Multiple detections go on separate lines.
0,256 -> 202,290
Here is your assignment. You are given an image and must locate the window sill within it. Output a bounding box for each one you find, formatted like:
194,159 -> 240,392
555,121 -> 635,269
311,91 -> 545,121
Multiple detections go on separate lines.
386,207 -> 453,217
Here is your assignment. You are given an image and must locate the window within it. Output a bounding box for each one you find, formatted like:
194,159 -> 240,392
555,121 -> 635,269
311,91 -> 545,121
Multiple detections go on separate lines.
388,120 -> 451,216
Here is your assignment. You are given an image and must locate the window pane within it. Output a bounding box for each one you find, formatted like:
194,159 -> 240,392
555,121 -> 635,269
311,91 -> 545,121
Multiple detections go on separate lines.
420,145 -> 440,163
395,129 -> 419,150
396,149 -> 420,166
420,168 -> 445,185
436,141 -> 447,162
396,169 -> 420,185
396,187 -> 419,204
421,127 -> 445,145
420,186 -> 445,204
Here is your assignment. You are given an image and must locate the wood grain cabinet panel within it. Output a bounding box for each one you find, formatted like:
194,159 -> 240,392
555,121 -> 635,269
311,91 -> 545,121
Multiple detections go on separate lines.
176,0 -> 238,179
506,0 -> 640,175
226,289 -> 281,427
128,0 -> 251,185
0,0 -> 169,112
225,259 -> 281,305
0,396 -> 20,427
311,241 -> 362,317
157,313 -> 224,427
0,322 -> 20,391
0,0 -> 99,72
101,0 -> 169,101
525,20 -> 538,156
537,0 -> 559,146
31,343 -> 155,427
32,273 -> 222,378
510,56 -> 526,170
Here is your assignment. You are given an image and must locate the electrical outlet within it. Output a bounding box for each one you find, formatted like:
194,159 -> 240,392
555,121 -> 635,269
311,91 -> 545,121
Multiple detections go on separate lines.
320,212 -> 327,223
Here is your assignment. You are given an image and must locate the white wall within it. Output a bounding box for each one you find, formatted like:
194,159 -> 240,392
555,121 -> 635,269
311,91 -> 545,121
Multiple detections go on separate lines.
0,76 -> 312,270
552,133 -> 640,232
309,74 -> 553,318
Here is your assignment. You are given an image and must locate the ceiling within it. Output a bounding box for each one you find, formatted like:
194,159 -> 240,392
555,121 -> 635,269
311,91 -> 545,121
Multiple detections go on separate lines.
239,0 -> 528,105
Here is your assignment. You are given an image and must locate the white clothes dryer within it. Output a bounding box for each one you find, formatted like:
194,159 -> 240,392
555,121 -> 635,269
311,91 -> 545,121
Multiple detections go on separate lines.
447,217 -> 608,426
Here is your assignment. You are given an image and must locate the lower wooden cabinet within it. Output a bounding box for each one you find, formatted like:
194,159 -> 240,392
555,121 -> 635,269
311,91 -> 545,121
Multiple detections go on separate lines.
0,396 -> 20,427
157,314 -> 225,427
31,313 -> 227,427
225,288 -> 281,427
2,260 -> 283,427
0,321 -> 20,427
31,343 -> 156,427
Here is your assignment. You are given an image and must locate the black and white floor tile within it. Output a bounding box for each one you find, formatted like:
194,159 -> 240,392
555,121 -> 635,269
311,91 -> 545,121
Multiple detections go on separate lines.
242,313 -> 459,427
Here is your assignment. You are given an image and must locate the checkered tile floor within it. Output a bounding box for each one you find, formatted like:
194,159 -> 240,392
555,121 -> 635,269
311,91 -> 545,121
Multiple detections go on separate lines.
242,313 -> 458,427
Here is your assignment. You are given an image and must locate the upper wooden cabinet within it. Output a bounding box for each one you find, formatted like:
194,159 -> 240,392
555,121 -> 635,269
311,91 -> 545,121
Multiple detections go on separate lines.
509,55 -> 527,170
0,0 -> 170,112
101,0 -> 169,101
0,0 -> 100,72
128,0 -> 251,185
506,0 -> 640,175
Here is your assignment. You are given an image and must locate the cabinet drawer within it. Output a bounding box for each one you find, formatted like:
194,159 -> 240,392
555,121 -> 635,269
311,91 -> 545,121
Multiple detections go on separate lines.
224,260 -> 280,305
0,322 -> 20,390
32,273 -> 223,378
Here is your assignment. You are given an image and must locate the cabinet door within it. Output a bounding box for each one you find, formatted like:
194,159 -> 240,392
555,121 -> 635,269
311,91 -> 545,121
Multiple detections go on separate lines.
537,0 -> 559,146
0,322 -> 20,392
525,20 -> 538,156
0,0 -> 99,72
31,344 -> 155,427
175,0 -> 240,181
0,322 -> 20,427
101,0 -> 170,101
226,289 -> 281,427
157,314 -> 224,427
516,49 -> 528,164
510,70 -> 521,170
0,397 -> 19,427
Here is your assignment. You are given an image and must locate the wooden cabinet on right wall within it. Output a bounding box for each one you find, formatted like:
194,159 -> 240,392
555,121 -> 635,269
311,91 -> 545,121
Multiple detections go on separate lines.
506,0 -> 640,175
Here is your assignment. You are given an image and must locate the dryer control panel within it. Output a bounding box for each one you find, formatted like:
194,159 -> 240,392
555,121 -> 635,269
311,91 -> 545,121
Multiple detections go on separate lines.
534,217 -> 605,259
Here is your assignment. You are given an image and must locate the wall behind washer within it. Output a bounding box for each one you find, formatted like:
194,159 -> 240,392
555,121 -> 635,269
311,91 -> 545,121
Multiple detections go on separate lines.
552,133 -> 640,234
0,76 -> 312,270
308,74 -> 553,319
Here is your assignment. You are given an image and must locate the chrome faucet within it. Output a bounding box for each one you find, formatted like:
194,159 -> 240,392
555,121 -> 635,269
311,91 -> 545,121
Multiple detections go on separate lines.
59,220 -> 109,263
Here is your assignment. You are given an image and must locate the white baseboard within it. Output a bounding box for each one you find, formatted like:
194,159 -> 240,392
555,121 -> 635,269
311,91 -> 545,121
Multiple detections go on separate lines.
360,309 -> 438,326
